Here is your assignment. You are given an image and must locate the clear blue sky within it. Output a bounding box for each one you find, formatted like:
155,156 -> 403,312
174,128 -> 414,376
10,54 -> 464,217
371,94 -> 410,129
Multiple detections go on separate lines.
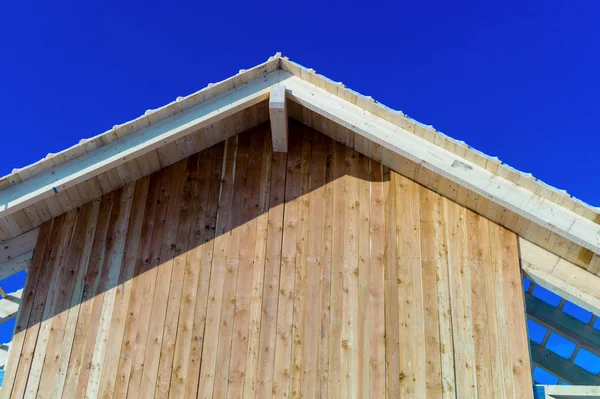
0,0 -> 599,383
1,1 -> 599,207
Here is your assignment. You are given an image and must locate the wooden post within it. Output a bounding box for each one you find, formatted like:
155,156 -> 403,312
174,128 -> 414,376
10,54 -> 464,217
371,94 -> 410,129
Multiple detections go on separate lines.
269,85 -> 288,152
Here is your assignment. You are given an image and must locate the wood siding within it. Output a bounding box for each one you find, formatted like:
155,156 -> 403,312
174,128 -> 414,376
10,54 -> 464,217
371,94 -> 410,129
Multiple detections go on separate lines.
1,121 -> 532,399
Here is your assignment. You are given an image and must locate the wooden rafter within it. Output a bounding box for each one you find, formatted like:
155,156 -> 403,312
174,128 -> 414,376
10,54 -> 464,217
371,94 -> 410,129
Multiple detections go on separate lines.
526,292 -> 600,358
530,342 -> 600,386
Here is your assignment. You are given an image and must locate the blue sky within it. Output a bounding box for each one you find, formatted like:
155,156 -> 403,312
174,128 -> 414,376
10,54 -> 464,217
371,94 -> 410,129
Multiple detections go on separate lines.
0,0 -> 599,384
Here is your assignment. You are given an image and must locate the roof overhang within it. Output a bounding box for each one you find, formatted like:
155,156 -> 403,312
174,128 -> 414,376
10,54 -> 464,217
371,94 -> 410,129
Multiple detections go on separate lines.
0,53 -> 599,315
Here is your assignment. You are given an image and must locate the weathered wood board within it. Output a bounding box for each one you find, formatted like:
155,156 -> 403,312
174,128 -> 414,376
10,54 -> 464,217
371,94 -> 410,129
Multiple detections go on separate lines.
0,121 -> 532,398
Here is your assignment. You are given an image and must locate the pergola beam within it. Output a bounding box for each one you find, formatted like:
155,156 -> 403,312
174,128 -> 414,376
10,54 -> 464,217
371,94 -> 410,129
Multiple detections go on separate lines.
269,84 -> 288,152
526,292 -> 600,358
530,342 -> 600,386
543,385 -> 600,398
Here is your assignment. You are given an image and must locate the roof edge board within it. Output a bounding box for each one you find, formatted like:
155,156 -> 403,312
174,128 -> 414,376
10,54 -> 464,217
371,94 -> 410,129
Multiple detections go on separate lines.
280,57 -> 600,223
0,69 -> 291,220
283,75 -> 600,258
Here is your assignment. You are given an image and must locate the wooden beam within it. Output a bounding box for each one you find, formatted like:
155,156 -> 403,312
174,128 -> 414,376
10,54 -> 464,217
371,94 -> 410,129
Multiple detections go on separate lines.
544,385 -> 600,399
0,250 -> 32,281
269,85 -> 288,152
521,238 -> 600,316
0,228 -> 38,263
526,292 -> 600,358
530,341 -> 600,386
0,71 -> 291,220
283,75 -> 600,262
0,289 -> 22,324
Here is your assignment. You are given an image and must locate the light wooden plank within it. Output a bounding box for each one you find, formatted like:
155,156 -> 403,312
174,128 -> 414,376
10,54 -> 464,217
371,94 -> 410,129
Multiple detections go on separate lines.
288,128 -> 311,399
444,199 -> 477,398
358,154 -> 371,398
500,226 -> 534,399
183,143 -> 225,399
327,141 -> 346,399
300,130 -> 327,398
111,172 -> 161,398
271,125 -> 303,398
197,136 -> 239,399
466,211 -> 493,398
226,127 -> 266,399
23,209 -> 78,397
97,177 -> 150,398
316,135 -> 335,399
419,186 -> 443,397
118,167 -> 174,398
212,132 -> 252,399
36,203 -> 96,398
166,147 -> 213,398
153,155 -> 200,398
488,218 -> 517,398
253,146 -> 287,398
433,193 -> 457,399
545,385 -> 600,398
241,135 -> 273,399
368,161 -> 386,399
137,159 -> 187,399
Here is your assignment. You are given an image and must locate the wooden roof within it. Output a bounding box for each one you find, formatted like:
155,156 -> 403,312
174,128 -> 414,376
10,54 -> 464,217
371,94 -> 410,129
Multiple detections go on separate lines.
0,53 -> 599,313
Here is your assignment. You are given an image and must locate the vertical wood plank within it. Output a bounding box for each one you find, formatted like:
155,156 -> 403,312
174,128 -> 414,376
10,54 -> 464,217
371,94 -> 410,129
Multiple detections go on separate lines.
253,141 -> 287,398
272,125 -> 303,398
197,136 -> 240,398
184,143 -> 226,399
242,135 -> 273,399
111,173 -> 161,398
153,155 -> 200,398
327,141 -> 346,399
213,132 -> 252,399
168,147 -> 214,398
369,161 -> 386,399
226,127 -> 266,399
288,128 -> 311,399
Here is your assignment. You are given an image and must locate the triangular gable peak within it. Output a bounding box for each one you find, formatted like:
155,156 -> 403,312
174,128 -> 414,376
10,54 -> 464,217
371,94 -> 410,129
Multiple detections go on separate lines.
0,53 -> 599,314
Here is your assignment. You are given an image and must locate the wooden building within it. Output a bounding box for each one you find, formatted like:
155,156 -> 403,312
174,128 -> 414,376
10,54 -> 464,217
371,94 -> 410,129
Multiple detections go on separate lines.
0,54 -> 598,398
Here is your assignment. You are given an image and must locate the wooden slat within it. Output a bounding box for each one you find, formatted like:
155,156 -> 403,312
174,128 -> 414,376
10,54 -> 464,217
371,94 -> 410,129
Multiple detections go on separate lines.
212,132 -> 251,399
166,146 -> 214,398
138,159 -> 187,399
183,143 -> 225,399
288,128 -> 311,399
253,146 -> 287,397
272,125 -> 303,398
197,136 -> 239,398
226,127 -> 266,398
97,177 -> 150,397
